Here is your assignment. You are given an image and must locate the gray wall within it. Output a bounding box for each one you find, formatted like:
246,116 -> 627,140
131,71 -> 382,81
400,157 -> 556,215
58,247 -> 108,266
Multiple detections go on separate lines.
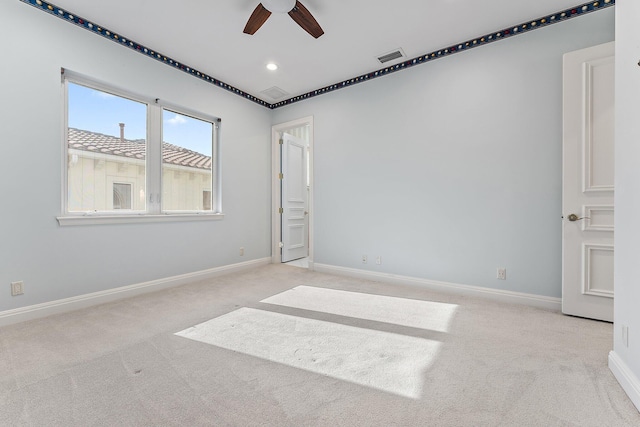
0,1 -> 272,311
273,9 -> 615,298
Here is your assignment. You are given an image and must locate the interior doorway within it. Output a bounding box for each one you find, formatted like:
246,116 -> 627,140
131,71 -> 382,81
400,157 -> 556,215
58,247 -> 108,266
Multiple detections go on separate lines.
271,116 -> 314,269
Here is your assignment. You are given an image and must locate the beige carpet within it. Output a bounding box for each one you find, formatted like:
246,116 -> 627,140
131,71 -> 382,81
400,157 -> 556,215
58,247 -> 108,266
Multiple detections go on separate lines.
1,264 -> 638,426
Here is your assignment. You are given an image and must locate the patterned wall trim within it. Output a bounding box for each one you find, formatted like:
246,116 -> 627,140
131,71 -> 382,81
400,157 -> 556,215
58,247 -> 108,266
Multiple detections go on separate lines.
20,0 -> 270,108
271,0 -> 614,108
20,0 -> 614,110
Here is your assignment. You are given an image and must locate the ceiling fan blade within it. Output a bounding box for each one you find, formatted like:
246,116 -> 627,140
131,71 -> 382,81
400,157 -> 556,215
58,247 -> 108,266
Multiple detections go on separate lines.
288,1 -> 324,39
243,3 -> 272,35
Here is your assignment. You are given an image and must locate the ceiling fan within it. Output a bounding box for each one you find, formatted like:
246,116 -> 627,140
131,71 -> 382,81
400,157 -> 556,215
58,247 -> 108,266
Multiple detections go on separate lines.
243,0 -> 324,39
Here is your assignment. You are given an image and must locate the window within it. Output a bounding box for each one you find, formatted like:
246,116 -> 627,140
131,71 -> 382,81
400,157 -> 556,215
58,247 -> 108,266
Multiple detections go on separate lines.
67,83 -> 146,213
113,183 -> 132,210
60,70 -> 222,225
162,110 -> 213,212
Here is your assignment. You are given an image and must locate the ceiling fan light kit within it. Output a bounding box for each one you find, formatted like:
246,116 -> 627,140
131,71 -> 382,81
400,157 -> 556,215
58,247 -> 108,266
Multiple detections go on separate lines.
243,1 -> 324,39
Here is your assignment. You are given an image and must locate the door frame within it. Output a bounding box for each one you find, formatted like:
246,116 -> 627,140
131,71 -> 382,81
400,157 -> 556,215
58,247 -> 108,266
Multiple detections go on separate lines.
271,116 -> 314,268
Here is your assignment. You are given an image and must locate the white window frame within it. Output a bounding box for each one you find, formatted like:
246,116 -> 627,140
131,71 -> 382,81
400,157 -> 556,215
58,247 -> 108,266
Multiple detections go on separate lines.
58,69 -> 223,226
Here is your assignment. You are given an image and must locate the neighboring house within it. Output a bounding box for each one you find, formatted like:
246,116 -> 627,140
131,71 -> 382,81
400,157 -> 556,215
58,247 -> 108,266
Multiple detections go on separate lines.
67,127 -> 213,212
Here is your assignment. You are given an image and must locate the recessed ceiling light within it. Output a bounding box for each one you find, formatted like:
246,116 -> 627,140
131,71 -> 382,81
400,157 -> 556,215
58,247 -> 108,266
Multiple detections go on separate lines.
266,63 -> 278,71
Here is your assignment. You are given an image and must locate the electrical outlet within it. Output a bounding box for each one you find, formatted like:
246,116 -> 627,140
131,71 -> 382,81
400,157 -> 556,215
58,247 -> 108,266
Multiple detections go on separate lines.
376,256 -> 382,265
239,247 -> 245,256
622,325 -> 629,348
11,281 -> 24,296
362,255 -> 368,264
497,268 -> 506,280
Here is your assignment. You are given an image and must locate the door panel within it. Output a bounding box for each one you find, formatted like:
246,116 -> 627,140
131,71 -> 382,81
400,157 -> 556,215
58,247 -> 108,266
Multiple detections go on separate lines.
583,244 -> 614,297
562,41 -> 614,322
281,133 -> 308,262
584,57 -> 615,192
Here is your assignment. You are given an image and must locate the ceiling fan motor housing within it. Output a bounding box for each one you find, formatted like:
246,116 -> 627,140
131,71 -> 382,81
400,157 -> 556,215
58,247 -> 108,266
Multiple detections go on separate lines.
244,0 -> 323,39
262,0 -> 296,13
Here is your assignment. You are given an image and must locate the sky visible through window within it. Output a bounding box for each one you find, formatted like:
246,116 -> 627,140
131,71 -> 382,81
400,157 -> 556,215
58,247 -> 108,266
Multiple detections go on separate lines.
68,83 -> 212,157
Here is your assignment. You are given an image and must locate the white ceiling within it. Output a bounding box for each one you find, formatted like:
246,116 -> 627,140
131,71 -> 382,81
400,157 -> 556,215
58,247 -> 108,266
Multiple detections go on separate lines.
45,0 -> 601,105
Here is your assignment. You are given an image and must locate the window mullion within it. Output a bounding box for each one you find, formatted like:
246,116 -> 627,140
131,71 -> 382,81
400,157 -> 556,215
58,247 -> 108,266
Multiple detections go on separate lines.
147,103 -> 162,214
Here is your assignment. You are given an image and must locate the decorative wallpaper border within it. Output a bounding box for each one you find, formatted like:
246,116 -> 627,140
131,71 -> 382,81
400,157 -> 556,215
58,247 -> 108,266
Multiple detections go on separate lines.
271,0 -> 615,108
20,0 -> 614,110
20,0 -> 270,108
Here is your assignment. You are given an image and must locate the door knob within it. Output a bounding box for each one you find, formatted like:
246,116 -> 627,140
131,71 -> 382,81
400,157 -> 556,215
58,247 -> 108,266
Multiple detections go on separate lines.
567,213 -> 590,221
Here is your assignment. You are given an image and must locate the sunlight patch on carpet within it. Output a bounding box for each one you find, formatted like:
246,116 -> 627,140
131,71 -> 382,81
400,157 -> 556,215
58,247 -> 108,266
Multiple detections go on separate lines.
175,307 -> 441,399
261,286 -> 458,332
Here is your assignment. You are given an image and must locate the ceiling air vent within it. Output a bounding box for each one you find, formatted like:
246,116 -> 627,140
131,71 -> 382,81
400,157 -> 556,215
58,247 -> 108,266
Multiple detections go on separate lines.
377,48 -> 406,64
261,86 -> 289,100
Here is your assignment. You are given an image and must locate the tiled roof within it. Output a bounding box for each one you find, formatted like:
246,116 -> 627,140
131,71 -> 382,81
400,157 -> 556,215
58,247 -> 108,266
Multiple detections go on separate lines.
68,128 -> 211,170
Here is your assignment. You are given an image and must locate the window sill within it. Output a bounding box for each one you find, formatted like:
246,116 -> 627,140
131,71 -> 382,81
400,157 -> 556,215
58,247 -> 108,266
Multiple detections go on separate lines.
57,213 -> 224,226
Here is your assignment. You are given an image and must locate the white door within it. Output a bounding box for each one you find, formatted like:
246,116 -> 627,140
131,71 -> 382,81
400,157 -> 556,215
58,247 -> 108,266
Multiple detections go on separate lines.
281,133 -> 308,262
562,42 -> 615,322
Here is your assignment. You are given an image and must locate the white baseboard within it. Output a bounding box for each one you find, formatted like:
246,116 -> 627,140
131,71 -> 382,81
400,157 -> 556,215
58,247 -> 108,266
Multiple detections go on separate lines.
313,263 -> 561,311
0,257 -> 271,328
609,351 -> 640,412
